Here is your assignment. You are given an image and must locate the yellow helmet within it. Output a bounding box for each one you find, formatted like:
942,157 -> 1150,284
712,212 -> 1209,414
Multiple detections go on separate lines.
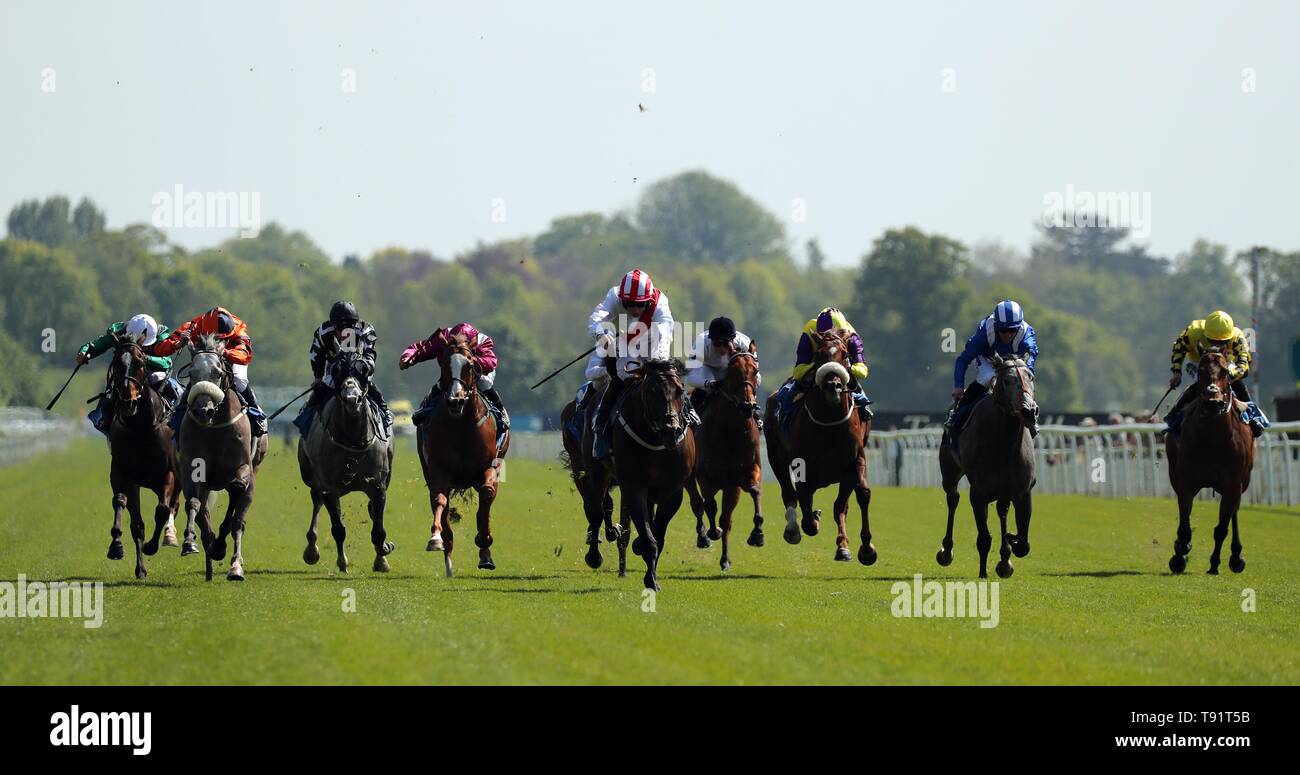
1203,310 -> 1235,341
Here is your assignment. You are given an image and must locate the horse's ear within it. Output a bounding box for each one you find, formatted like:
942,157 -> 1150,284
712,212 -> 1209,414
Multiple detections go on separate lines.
748,340 -> 757,355
991,354 -> 1004,367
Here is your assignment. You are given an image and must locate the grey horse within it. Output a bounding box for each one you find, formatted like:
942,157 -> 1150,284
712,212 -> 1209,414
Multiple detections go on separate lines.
174,334 -> 268,581
937,354 -> 1037,579
298,354 -> 395,573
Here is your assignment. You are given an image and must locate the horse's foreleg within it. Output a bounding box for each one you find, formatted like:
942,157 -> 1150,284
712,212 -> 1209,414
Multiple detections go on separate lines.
938,488 -> 959,567
127,486 -> 147,579
626,485 -> 659,590
1169,488 -> 1194,574
323,493 -> 347,573
719,485 -> 741,571
303,489 -> 323,565
143,483 -> 168,556
745,470 -> 765,548
226,480 -> 252,581
1208,490 -> 1240,575
617,497 -> 631,578
686,475 -> 712,549
855,460 -> 876,567
580,474 -> 608,570
971,489 -> 991,579
162,470 -> 179,548
191,490 -> 216,581
769,442 -> 801,545
1228,500 -> 1245,573
831,480 -> 852,563
994,498 -> 1014,579
369,487 -> 394,573
1009,491 -> 1032,558
475,467 -> 498,571
797,481 -> 820,538
108,477 -> 127,562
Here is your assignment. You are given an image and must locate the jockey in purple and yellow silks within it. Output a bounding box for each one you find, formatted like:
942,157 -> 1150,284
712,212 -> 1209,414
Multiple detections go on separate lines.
774,307 -> 873,425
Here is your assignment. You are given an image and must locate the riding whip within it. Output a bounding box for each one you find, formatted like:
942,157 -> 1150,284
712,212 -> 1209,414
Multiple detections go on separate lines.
45,362 -> 83,411
531,346 -> 597,390
266,385 -> 315,422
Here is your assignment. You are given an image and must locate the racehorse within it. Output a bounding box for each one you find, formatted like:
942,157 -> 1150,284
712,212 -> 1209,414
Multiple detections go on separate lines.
298,351 -> 395,573
688,341 -> 764,571
560,397 -> 630,575
1165,348 -> 1255,574
763,330 -> 875,564
936,354 -> 1037,578
577,359 -> 695,590
174,334 -> 268,581
104,335 -> 179,579
417,332 -> 510,577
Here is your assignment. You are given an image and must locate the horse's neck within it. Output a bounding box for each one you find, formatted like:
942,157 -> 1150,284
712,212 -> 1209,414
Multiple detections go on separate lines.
976,396 -> 1023,439
807,383 -> 849,417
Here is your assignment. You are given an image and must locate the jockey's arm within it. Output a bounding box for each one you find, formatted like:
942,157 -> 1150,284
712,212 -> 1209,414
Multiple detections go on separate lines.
308,326 -> 329,379
400,332 -> 442,367
649,296 -> 674,360
152,318 -> 196,357
1169,325 -> 1193,377
846,332 -> 869,381
1227,333 -> 1251,381
587,287 -> 620,340
474,333 -> 499,373
792,332 -> 814,382
1022,324 -> 1039,372
224,336 -> 253,365
78,324 -> 120,361
952,323 -> 986,388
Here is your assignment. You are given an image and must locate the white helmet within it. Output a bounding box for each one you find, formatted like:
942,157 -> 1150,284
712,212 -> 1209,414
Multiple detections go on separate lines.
125,314 -> 160,346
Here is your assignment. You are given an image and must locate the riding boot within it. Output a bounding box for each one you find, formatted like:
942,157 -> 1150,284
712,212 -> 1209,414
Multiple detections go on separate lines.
945,382 -> 986,447
481,387 -> 509,432
1162,383 -> 1199,435
1231,381 -> 1267,437
368,383 -> 394,430
240,384 -> 268,437
848,379 -> 873,423
90,393 -> 114,437
684,390 -> 703,427
1028,405 -> 1040,438
294,388 -> 324,436
593,376 -> 625,460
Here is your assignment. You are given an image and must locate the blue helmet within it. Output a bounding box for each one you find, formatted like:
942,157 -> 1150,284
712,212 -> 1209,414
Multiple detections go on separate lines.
993,300 -> 1023,330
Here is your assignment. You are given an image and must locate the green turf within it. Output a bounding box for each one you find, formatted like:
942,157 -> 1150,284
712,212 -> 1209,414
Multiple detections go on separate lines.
1,437 -> 1297,685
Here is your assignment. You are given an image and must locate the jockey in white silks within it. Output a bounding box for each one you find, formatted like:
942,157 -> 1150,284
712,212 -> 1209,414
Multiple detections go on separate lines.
684,316 -> 761,424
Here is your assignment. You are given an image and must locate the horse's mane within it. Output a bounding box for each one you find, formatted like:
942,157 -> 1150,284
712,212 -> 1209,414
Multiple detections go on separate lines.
638,358 -> 684,380
195,332 -> 221,352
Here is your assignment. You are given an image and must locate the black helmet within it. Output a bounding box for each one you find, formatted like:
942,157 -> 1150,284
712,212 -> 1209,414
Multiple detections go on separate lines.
330,300 -> 359,326
215,310 -> 236,334
707,316 -> 737,343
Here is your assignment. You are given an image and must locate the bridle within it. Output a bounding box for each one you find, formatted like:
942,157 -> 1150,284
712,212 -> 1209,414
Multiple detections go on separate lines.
803,331 -> 854,427
717,350 -> 760,414
618,364 -> 687,451
1197,354 -> 1233,417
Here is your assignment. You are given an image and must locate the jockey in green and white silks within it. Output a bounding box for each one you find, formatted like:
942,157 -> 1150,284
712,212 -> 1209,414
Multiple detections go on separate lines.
78,314 -> 181,436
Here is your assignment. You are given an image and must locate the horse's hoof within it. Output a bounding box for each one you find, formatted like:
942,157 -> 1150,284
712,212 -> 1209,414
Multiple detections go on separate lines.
783,526 -> 801,545
604,524 -> 621,542
1229,556 -> 1246,574
802,511 -> 821,537
143,540 -> 159,557
478,557 -> 496,571
644,578 -> 661,592
181,541 -> 200,556
857,544 -> 878,566
427,536 -> 444,552
747,529 -> 764,548
135,567 -> 147,580
936,548 -> 953,567
1168,554 -> 1186,574
585,549 -> 603,569
303,545 -> 320,565
1206,566 -> 1219,575
996,560 -> 1014,579
380,541 -> 395,556
696,534 -> 712,549
162,524 -> 179,547
373,555 -> 390,573
707,527 -> 722,541
720,558 -> 732,572
227,564 -> 245,582
632,536 -> 651,557
1008,534 -> 1030,558
337,557 -> 349,573
107,542 -> 124,561
834,547 -> 852,562
208,542 -> 227,562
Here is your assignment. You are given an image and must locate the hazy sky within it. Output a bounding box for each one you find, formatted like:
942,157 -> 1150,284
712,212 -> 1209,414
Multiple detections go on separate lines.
2,0 -> 1297,266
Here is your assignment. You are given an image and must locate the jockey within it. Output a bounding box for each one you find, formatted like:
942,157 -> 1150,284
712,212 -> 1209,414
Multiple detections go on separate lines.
946,299 -> 1040,442
154,306 -> 268,436
585,269 -> 688,460
77,314 -> 181,436
399,321 -> 508,431
685,316 -> 761,423
1163,310 -> 1266,438
775,307 -> 872,424
294,301 -> 393,435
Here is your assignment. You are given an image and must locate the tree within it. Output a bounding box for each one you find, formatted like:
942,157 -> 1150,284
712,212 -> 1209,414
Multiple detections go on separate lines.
636,171 -> 786,264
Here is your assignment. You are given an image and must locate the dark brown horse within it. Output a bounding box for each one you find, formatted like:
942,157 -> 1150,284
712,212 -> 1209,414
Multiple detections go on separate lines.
417,332 -> 510,577
174,335 -> 268,582
104,336 -> 179,579
937,355 -> 1037,579
577,359 -> 695,590
1165,348 -> 1255,574
763,330 -> 875,564
688,342 -> 764,571
560,397 -> 630,575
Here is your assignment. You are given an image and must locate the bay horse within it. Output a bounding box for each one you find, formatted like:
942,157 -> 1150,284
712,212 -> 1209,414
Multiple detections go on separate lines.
688,341 -> 764,571
298,351 -> 395,573
560,396 -> 630,575
936,354 -> 1037,578
104,335 -> 179,579
578,359 -> 695,590
417,332 -> 510,577
174,334 -> 268,581
1165,348 -> 1255,574
763,330 -> 875,564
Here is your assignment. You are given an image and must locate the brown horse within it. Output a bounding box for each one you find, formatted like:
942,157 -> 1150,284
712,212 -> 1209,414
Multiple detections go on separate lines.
936,355 -> 1037,579
577,359 -> 695,590
688,341 -> 764,571
417,333 -> 510,577
560,396 -> 630,575
763,329 -> 875,564
174,335 -> 268,582
1165,348 -> 1255,574
104,337 -> 179,579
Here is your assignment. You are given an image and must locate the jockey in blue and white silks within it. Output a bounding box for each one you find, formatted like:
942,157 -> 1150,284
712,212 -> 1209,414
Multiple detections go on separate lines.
945,300 -> 1040,440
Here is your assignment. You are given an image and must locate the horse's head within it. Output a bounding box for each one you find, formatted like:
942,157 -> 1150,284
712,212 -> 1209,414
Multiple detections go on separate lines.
438,333 -> 479,419
187,333 -> 229,426
990,354 -> 1037,425
1197,348 -> 1233,417
635,358 -> 687,444
332,351 -> 370,416
109,333 -> 148,419
718,340 -> 760,415
810,329 -> 851,403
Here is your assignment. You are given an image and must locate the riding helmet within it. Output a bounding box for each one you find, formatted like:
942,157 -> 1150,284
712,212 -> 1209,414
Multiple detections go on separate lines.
708,316 -> 737,343
330,300 -> 359,326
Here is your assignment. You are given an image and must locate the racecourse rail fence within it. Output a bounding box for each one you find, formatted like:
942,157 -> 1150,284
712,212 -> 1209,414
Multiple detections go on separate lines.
0,407 -> 82,467
501,421 -> 1300,507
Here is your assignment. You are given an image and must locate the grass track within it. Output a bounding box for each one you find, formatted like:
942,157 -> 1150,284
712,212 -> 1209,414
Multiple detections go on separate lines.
1,437 -> 1297,685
